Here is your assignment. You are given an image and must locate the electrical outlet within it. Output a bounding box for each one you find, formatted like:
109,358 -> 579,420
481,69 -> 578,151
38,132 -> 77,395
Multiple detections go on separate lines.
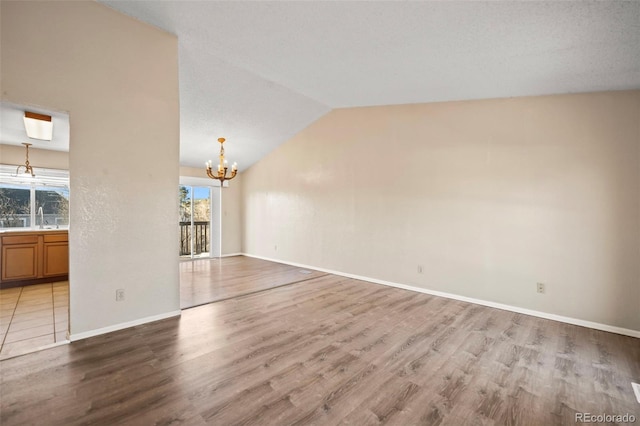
536,283 -> 545,294
116,289 -> 125,301
274,245 -> 277,251
417,265 -> 423,273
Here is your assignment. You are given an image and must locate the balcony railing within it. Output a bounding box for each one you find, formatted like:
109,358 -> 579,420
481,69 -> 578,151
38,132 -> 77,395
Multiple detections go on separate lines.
179,221 -> 210,256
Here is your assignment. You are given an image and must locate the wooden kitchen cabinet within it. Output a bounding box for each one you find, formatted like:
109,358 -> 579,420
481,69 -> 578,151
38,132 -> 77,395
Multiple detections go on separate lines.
0,230 -> 68,287
2,236 -> 39,281
43,233 -> 69,277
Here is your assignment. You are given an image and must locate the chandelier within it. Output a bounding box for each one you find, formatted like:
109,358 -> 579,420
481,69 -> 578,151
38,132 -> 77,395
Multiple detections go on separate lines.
16,143 -> 36,177
205,137 -> 237,184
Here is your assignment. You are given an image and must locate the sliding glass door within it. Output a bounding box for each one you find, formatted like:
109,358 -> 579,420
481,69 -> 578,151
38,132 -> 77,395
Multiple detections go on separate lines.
179,185 -> 211,259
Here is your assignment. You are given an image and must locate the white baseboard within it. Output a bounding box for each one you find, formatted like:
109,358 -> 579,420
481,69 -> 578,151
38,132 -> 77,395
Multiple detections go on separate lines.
242,253 -> 640,339
220,253 -> 242,258
70,310 -> 181,342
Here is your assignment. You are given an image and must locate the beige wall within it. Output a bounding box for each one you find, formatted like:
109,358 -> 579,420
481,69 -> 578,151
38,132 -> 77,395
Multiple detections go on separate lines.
221,173 -> 242,255
242,90 -> 640,332
1,1 -> 180,337
180,166 -> 242,255
179,166 -> 207,179
0,144 -> 69,170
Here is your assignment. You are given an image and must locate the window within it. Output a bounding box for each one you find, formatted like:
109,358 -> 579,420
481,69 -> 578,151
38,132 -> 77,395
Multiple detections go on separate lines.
0,166 -> 69,230
36,185 -> 70,228
0,184 -> 30,228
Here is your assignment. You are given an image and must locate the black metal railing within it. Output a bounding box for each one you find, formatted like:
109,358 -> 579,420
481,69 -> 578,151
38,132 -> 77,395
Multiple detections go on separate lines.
179,221 -> 210,256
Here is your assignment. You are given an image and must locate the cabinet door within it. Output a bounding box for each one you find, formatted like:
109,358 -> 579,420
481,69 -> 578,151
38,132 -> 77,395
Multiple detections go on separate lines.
1,244 -> 39,281
43,242 -> 69,277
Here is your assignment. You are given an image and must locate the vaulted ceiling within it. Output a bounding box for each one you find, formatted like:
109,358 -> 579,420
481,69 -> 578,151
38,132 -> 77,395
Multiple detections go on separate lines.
100,1 -> 640,169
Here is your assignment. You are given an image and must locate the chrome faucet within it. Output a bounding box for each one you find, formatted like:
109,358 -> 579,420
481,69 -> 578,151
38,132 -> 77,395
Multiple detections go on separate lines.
37,206 -> 44,229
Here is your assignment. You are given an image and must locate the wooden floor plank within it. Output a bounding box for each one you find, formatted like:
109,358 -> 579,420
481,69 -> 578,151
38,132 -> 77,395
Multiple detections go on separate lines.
1,256 -> 638,425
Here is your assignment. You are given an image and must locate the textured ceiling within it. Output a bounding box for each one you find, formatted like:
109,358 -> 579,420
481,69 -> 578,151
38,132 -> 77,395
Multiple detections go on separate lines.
100,1 -> 640,169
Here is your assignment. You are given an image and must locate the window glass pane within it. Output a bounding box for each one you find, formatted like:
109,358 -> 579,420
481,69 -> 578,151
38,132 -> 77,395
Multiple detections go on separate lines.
179,186 -> 192,257
179,186 -> 191,223
35,186 -> 69,229
0,184 -> 30,228
192,187 -> 210,222
192,187 -> 210,257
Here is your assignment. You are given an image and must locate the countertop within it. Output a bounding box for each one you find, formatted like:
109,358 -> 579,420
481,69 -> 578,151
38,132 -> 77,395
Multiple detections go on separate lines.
0,228 -> 69,234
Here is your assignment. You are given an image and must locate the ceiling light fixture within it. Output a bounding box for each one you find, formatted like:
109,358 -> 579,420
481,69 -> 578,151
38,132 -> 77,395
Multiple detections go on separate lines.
16,143 -> 36,177
205,137 -> 238,185
23,111 -> 53,141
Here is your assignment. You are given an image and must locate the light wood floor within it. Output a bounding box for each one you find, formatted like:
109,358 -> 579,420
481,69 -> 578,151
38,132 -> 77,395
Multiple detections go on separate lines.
1,259 -> 639,425
0,282 -> 69,360
180,256 -> 326,308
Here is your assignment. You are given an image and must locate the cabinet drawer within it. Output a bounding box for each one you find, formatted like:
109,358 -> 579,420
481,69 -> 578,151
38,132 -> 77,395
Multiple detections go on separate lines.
44,234 -> 68,243
2,235 -> 39,245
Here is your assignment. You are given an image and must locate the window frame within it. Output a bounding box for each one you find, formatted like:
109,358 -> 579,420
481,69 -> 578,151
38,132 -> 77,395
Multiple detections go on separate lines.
0,165 -> 70,230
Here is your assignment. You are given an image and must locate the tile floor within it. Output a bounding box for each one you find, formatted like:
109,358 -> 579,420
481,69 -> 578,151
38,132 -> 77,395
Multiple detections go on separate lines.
0,281 -> 69,360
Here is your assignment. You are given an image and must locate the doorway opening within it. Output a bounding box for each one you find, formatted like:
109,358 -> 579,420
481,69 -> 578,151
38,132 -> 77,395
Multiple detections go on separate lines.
0,101 -> 70,359
178,183 -> 221,260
